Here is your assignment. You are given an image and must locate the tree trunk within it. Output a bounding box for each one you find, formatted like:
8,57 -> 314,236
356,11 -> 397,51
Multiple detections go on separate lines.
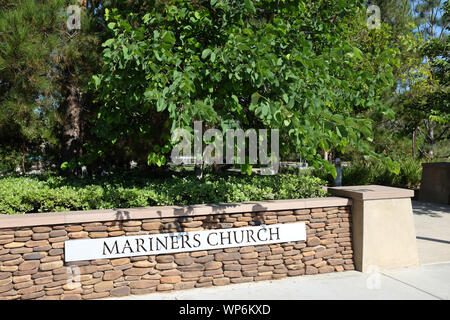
425,120 -> 435,159
194,164 -> 204,179
61,83 -> 83,175
21,143 -> 26,175
429,126 -> 434,159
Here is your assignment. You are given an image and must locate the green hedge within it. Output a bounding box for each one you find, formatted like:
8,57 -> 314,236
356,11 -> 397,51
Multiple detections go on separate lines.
313,158 -> 422,189
0,173 -> 327,214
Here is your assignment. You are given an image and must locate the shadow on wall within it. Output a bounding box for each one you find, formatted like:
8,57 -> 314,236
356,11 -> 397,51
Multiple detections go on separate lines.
112,201 -> 271,231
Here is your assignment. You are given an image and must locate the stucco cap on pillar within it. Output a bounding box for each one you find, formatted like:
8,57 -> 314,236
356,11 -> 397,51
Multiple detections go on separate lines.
327,185 -> 414,200
327,185 -> 419,272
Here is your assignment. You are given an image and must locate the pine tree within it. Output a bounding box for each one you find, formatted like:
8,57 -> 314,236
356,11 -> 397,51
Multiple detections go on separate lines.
0,0 -> 65,173
412,0 -> 448,39
54,0 -> 104,174
409,0 -> 448,158
0,0 -> 105,174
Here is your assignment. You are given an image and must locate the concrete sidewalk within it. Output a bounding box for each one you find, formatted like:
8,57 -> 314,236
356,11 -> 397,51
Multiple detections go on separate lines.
107,262 -> 449,300
413,200 -> 450,264
106,200 -> 450,300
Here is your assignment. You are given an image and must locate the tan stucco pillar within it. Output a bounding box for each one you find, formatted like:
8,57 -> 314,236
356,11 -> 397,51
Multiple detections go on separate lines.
328,185 -> 419,272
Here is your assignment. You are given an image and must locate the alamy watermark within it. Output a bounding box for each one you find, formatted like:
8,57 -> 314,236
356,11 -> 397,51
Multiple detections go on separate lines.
66,4 -> 380,31
366,265 -> 382,289
65,265 -> 81,290
170,121 -> 280,175
67,5 -> 81,31
367,5 -> 381,30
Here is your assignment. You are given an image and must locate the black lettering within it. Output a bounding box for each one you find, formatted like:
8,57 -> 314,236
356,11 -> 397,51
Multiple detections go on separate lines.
148,237 -> 154,252
156,236 -> 168,250
269,227 -> 280,241
220,231 -> 232,245
246,229 -> 256,242
135,238 -> 146,253
193,233 -> 201,248
170,235 -> 180,250
207,232 -> 218,246
121,240 -> 134,254
257,228 -> 268,241
181,234 -> 192,249
103,240 -> 119,255
233,230 -> 245,244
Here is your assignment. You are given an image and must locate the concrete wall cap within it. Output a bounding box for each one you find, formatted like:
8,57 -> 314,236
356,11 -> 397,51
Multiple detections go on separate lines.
0,197 -> 351,229
327,185 -> 414,201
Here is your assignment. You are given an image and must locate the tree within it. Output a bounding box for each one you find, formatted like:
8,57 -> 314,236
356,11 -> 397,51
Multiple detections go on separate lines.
400,0 -> 449,158
92,0 -> 401,177
375,0 -> 416,35
368,0 -> 449,160
412,0 -> 447,40
54,0 -> 104,174
0,0 -> 65,173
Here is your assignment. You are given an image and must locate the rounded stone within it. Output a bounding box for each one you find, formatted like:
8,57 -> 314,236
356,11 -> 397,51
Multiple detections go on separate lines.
19,261 -> 40,271
32,233 -> 50,241
93,281 -> 114,293
110,286 -> 130,297
129,280 -> 159,289
4,242 -> 25,249
39,261 -> 63,271
204,261 -> 222,270
156,284 -> 174,291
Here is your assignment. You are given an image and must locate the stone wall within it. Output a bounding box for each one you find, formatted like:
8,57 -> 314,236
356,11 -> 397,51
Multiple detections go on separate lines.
0,200 -> 354,300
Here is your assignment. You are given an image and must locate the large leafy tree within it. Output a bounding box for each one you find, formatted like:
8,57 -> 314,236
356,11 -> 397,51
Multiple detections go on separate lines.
92,0 -> 401,176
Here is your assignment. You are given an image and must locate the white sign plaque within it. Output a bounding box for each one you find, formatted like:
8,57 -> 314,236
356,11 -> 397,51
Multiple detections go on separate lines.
64,223 -> 306,262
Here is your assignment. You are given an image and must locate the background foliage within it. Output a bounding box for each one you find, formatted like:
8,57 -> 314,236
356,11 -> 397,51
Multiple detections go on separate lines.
0,0 -> 448,212
91,0 -> 402,176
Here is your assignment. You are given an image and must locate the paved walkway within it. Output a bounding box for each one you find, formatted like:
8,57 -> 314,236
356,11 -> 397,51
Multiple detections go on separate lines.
108,262 -> 449,300
106,200 -> 450,300
413,200 -> 450,264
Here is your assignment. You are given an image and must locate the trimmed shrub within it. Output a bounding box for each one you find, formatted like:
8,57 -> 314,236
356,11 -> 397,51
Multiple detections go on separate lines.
0,173 -> 327,214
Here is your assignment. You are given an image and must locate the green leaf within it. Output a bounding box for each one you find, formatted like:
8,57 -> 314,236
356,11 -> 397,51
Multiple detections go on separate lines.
386,158 -> 401,175
240,164 -> 253,175
323,161 -> 337,179
202,49 -> 212,59
156,155 -> 166,167
162,31 -> 176,44
92,75 -> 101,88
143,13 -> 151,23
102,39 -> 114,47
244,0 -> 256,13
60,162 -> 69,171
251,92 -> 261,106
157,96 -> 166,112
